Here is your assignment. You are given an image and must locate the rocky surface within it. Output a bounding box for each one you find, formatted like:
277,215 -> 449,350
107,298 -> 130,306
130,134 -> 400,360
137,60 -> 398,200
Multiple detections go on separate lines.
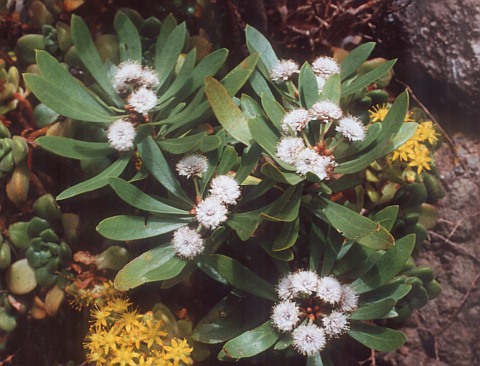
380,133 -> 480,366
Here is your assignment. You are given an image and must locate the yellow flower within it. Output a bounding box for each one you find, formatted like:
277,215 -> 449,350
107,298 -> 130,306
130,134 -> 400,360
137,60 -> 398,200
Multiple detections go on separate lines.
369,103 -> 389,122
163,338 -> 193,366
110,347 -> 140,366
140,319 -> 167,349
138,356 -> 155,366
91,307 -> 111,328
85,350 -> 107,366
116,309 -> 142,333
414,121 -> 439,145
407,145 -> 432,174
392,140 -> 416,162
105,297 -> 132,314
404,111 -> 414,122
100,328 -> 120,356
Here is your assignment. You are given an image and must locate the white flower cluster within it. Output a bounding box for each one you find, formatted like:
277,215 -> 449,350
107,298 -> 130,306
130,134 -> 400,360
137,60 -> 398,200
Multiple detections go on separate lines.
271,59 -> 299,83
112,60 -> 159,114
171,167 -> 241,259
335,115 -> 367,142
312,56 -> 340,93
106,119 -> 136,151
276,137 -> 336,180
271,270 -> 358,356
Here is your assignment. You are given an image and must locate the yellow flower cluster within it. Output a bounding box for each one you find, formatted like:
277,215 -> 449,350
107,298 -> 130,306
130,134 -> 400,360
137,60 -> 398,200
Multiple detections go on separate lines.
392,121 -> 439,174
84,297 -> 193,366
369,103 -> 414,123
66,280 -> 120,310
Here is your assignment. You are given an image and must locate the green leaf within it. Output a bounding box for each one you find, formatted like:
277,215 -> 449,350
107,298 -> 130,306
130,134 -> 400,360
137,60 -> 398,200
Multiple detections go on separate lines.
348,322 -> 407,352
259,239 -> 294,262
352,234 -> 416,293
371,206 -> 399,231
318,74 -> 341,104
157,132 -> 207,154
245,25 -> 279,76
235,143 -> 263,184
261,163 -> 304,185
249,68 -> 275,99
193,293 -> 263,344
57,152 -> 132,200
23,74 -> 118,123
261,93 -> 285,129
155,22 -> 187,88
388,122 -> 417,151
205,77 -> 252,145
217,145 -> 238,176
272,218 -> 299,251
108,178 -> 189,215
222,321 -> 278,359
333,244 -> 381,279
70,15 -> 123,107
360,283 -> 412,304
227,211 -> 262,241
198,254 -> 276,301
311,198 -> 394,250
97,215 -> 192,241
261,185 -> 302,222
222,53 -> 260,96
350,298 -> 396,320
335,91 -> 408,174
299,62 -> 319,108
342,59 -> 396,97
114,11 -> 142,62
157,49 -> 196,103
37,136 -> 114,159
334,122 -> 381,160
340,42 -> 376,80
137,136 -> 193,206
114,244 -> 186,290
307,352 -> 324,366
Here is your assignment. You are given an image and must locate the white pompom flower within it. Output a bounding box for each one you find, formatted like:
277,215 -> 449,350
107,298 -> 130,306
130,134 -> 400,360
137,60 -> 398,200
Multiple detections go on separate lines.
317,276 -> 343,304
209,175 -> 241,205
322,311 -> 349,337
196,197 -> 228,230
281,109 -> 310,135
106,119 -> 136,151
112,60 -> 144,93
140,67 -> 160,89
294,148 -> 320,176
312,56 -> 340,78
176,154 -> 209,178
128,86 -> 157,114
292,323 -> 326,355
291,270 -> 320,297
172,227 -> 204,259
271,59 -> 299,82
309,101 -> 343,122
271,301 -> 300,332
276,274 -> 296,301
340,284 -> 359,312
336,115 -> 367,142
276,137 -> 306,165
311,155 -> 336,181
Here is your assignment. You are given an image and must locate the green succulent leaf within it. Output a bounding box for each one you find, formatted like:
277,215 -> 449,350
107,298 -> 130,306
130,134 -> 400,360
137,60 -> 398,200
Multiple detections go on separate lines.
114,244 -> 186,290
108,178 -> 190,215
371,205 -> 399,231
340,42 -> 376,80
221,321 -> 278,359
352,234 -> 416,293
205,77 -> 253,146
114,11 -> 142,62
198,254 -> 276,301
97,215 -> 192,241
348,322 -> 407,352
57,152 -> 132,200
37,136 -> 114,160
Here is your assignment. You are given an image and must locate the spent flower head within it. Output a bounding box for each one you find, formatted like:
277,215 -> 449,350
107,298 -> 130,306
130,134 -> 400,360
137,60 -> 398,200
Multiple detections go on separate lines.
196,197 -> 228,230
106,119 -> 136,151
209,175 -> 241,205
271,59 -> 299,82
172,227 -> 205,259
176,154 -> 208,178
336,115 -> 367,142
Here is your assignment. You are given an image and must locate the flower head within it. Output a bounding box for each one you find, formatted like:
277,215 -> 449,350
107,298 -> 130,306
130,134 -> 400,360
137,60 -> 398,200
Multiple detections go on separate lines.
317,276 -> 343,304
311,155 -> 336,181
309,101 -> 343,122
209,175 -> 241,205
414,121 -> 439,145
369,103 -> 389,122
128,86 -> 157,114
294,148 -> 320,175
340,284 -> 359,312
291,270 -> 320,297
176,154 -> 208,178
271,59 -> 299,82
276,137 -> 306,165
336,115 -> 367,142
292,323 -> 326,355
172,227 -> 204,259
107,119 -> 136,151
113,61 -> 159,95
312,56 -> 340,78
407,145 -> 432,174
322,311 -> 349,337
271,301 -> 300,332
281,108 -> 310,135
196,197 -> 228,230
276,274 -> 295,300
163,338 -> 193,366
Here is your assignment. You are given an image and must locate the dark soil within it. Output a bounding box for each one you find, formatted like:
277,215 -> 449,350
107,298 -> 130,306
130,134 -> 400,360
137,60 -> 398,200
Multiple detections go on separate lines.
380,133 -> 480,366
